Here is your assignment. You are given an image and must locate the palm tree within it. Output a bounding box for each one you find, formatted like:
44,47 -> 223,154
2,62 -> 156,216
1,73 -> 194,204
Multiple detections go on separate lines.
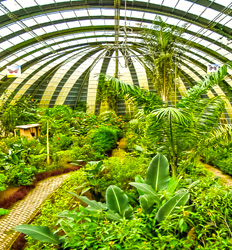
141,16 -> 186,103
101,62 -> 232,176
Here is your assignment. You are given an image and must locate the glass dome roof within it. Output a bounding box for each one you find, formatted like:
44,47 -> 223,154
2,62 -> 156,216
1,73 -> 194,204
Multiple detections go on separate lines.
0,0 -> 232,117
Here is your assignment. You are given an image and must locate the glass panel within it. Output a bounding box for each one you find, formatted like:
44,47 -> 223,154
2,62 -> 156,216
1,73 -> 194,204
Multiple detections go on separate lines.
19,0 -> 37,8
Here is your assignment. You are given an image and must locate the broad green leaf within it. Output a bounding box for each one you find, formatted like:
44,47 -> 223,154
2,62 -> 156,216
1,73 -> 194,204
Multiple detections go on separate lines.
69,192 -> 107,210
166,176 -> 182,195
106,185 -> 129,216
129,182 -> 160,204
187,180 -> 200,189
134,175 -> 145,195
139,194 -> 158,213
156,190 -> 190,222
106,210 -> 123,221
123,205 -> 133,219
135,175 -> 144,183
13,225 -> 60,245
145,154 -> 170,192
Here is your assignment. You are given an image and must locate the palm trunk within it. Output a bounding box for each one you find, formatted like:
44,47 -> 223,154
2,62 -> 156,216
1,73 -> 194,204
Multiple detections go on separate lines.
47,120 -> 50,165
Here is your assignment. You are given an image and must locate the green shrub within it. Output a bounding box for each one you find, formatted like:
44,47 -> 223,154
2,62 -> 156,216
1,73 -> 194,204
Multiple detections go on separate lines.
91,126 -> 117,154
0,173 -> 7,191
52,134 -> 72,151
54,150 -> 75,167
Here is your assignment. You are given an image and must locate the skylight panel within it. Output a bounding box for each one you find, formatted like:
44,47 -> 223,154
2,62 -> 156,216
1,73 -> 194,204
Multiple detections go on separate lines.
200,8 -> 220,20
43,25 -> 57,33
55,23 -> 68,30
38,0 -> 55,4
131,10 -> 144,19
166,17 -> 180,26
68,41 -> 77,46
0,41 -> 13,49
188,4 -> 206,16
217,15 -> 232,26
175,0 -> 193,12
47,13 -> 63,21
187,24 -> 201,33
67,21 -> 81,28
34,28 -> 46,36
75,9 -> 88,17
34,15 -> 50,23
79,20 -> 92,26
20,33 -> 34,40
8,36 -> 24,45
88,9 -> 102,16
24,55 -> 34,61
61,11 -> 76,19
40,48 -> 50,54
92,19 -> 105,26
55,0 -> 70,2
105,20 -> 114,25
33,51 -> 43,57
8,23 -> 22,32
0,27 -> 12,36
2,0 -> 21,11
225,19 -> 232,29
149,0 -> 163,4
52,45 -> 60,50
144,12 -> 156,21
101,9 -> 114,16
19,0 -> 37,8
213,0 -> 232,6
22,18 -> 37,27
0,10 -> 5,16
162,0 -> 178,8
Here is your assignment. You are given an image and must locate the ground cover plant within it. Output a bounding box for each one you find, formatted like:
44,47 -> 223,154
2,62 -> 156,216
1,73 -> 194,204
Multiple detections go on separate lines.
14,154 -> 232,250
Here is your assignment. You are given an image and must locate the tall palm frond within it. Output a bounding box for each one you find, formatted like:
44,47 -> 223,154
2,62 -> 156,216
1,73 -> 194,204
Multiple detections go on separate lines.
194,96 -> 225,132
178,63 -> 230,108
151,107 -> 193,126
205,124 -> 232,146
98,74 -> 162,112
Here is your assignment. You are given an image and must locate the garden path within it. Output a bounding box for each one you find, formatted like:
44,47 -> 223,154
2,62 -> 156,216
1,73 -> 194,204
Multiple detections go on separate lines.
111,138 -> 127,158
0,172 -> 72,250
203,163 -> 232,186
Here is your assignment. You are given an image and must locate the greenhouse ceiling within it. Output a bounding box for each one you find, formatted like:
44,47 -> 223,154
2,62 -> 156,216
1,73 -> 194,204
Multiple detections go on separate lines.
0,0 -> 232,115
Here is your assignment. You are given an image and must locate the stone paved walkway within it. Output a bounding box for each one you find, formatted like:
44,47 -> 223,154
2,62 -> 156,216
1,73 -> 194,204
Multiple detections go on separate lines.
203,163 -> 232,186
0,173 -> 72,250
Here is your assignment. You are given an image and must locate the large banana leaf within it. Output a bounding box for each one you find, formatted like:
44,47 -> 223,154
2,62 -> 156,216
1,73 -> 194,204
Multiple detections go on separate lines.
69,192 -> 107,211
145,154 -> 170,192
13,225 -> 61,245
106,185 -> 129,216
156,190 -> 190,222
106,210 -> 123,221
139,194 -> 159,213
129,182 -> 160,204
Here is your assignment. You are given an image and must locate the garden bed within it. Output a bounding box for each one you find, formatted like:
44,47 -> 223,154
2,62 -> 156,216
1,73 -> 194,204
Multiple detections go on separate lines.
0,162 -> 85,210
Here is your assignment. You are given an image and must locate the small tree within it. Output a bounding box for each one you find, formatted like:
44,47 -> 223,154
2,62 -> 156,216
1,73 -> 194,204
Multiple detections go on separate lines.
141,16 -> 186,103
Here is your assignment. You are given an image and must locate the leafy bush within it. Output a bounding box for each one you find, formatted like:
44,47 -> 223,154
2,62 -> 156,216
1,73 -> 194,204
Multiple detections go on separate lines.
52,134 -> 72,151
91,126 -> 117,154
0,173 -> 7,191
54,150 -> 76,167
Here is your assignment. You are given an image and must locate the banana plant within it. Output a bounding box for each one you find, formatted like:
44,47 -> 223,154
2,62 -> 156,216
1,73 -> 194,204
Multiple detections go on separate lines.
130,153 -> 192,221
130,153 -> 171,212
69,185 -> 133,221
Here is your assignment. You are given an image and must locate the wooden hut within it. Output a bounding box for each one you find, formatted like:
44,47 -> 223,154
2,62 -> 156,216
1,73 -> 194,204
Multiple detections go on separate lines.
15,124 -> 41,139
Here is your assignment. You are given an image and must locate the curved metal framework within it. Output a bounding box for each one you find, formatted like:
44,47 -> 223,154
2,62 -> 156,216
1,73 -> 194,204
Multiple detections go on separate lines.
0,0 -> 231,118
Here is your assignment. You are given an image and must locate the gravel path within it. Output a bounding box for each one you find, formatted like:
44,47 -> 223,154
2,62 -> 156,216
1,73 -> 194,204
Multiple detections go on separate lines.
0,173 -> 71,250
203,163 -> 232,186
